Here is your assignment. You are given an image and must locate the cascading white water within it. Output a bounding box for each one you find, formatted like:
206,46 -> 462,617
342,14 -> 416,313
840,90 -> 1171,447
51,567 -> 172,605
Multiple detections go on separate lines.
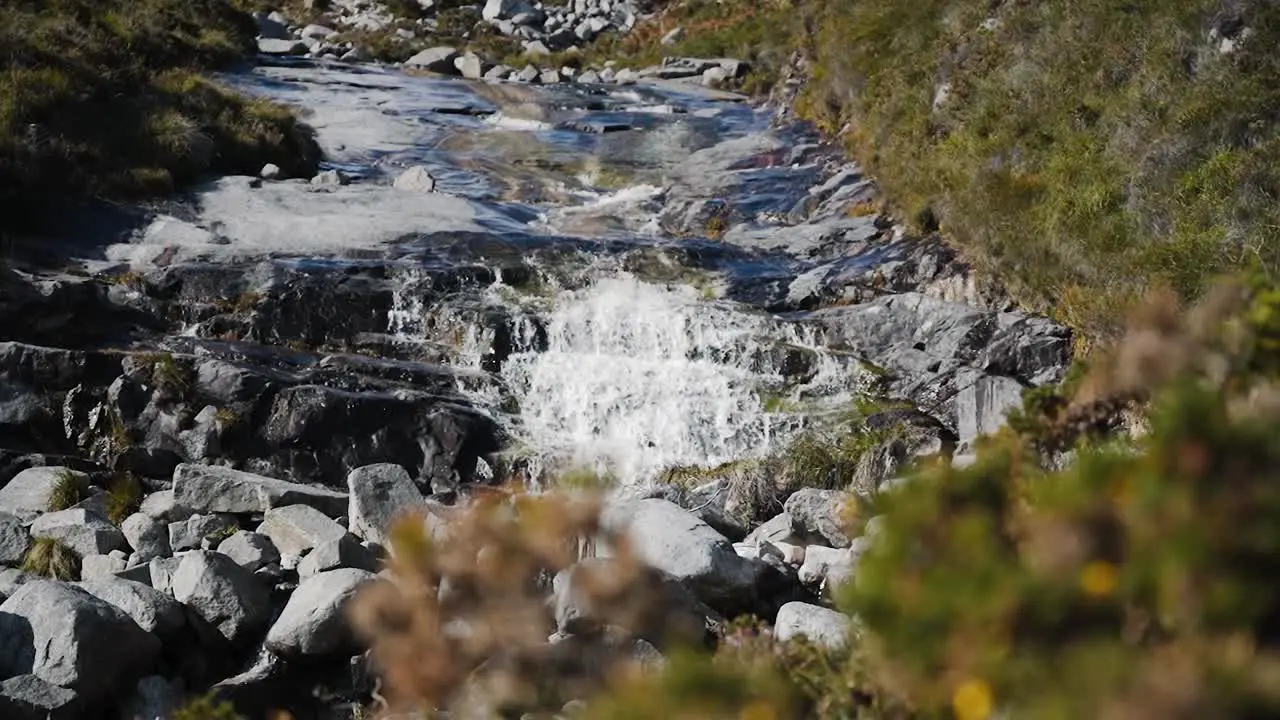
498,273 -> 850,483
388,265 -> 427,339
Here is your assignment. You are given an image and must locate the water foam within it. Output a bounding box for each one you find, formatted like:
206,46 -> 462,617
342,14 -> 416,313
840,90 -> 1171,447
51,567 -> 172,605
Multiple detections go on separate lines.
498,273 -> 845,483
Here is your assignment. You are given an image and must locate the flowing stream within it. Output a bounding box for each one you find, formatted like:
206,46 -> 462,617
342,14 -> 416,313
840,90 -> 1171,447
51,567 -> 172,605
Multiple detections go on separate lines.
111,57 -> 884,486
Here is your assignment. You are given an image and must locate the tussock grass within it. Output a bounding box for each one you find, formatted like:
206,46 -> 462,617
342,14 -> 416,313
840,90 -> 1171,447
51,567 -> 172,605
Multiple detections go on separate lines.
0,0 -> 319,227
21,537 -> 81,580
47,469 -> 89,512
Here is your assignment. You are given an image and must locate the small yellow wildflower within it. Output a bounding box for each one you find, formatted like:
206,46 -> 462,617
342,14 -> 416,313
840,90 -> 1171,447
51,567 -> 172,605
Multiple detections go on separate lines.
952,678 -> 993,720
1080,560 -> 1119,597
740,700 -> 778,720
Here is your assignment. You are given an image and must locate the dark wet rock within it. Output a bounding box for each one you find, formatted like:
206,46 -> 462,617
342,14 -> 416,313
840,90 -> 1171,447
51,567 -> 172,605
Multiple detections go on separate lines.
0,580 -> 161,702
265,568 -> 375,657
261,384 -> 499,487
170,551 -> 272,645
172,464 -> 347,517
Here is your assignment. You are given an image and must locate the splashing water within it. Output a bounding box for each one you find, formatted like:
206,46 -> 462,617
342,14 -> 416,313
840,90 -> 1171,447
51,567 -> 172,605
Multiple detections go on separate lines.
499,273 -> 848,483
388,265 -> 427,339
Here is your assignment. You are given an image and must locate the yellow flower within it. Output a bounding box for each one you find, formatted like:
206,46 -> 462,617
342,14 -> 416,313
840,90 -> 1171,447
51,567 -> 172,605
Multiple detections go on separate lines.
740,700 -> 777,720
953,678 -> 993,720
1080,560 -> 1119,598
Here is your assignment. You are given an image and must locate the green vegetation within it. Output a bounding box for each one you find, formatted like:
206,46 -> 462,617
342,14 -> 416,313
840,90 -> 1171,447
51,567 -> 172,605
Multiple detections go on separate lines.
170,694 -> 239,720
0,0 -> 319,226
790,0 -> 1280,344
105,473 -> 144,525
46,469 -> 89,512
22,537 -> 80,580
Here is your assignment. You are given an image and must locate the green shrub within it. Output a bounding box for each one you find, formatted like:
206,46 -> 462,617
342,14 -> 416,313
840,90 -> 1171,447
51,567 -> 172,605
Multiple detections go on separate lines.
22,537 -> 81,580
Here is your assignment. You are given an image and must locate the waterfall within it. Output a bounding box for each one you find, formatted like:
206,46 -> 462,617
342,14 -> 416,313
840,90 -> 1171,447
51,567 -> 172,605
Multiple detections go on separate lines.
498,273 -> 848,484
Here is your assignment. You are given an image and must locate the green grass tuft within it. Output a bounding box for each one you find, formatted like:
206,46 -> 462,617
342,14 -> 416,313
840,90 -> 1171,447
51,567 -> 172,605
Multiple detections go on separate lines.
105,473 -> 144,525
47,469 -> 89,512
21,537 -> 81,580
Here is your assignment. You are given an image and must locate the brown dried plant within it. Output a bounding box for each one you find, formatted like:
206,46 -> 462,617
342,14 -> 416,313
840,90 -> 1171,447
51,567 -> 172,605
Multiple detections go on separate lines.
347,486 -> 704,719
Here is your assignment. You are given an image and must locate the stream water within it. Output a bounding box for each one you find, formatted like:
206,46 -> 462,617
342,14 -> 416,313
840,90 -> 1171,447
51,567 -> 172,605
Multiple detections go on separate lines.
113,57 -> 885,485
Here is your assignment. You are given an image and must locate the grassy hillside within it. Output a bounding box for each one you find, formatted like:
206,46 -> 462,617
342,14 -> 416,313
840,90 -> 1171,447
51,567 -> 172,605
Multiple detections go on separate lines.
794,0 -> 1280,345
0,0 -> 319,224
630,0 -> 1279,346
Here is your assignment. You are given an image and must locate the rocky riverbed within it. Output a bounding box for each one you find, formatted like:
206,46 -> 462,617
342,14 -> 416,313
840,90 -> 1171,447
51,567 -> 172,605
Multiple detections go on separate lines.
0,46 -> 1070,719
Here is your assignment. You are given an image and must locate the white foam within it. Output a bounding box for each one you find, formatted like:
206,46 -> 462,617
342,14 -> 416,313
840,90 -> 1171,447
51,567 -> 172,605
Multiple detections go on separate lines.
484,113 -> 554,132
498,274 -> 848,483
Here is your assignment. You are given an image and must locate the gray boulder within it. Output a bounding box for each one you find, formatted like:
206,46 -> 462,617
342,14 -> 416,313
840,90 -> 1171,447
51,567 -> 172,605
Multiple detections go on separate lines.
773,601 -> 851,649
0,568 -> 32,601
257,505 -> 347,556
170,551 -> 271,644
455,52 -> 486,79
257,38 -> 309,56
148,556 -> 183,596
0,674 -> 80,720
797,541 -> 865,596
743,512 -> 803,547
0,513 -> 31,565
121,512 -> 171,563
617,499 -> 758,612
347,463 -> 426,546
297,534 -> 380,578
0,467 -> 85,522
404,46 -> 460,74
0,580 -> 160,701
216,531 -> 280,572
784,489 -> 853,548
79,550 -> 127,580
392,165 -> 437,192
139,490 -> 188,522
265,568 -> 375,657
76,578 -> 187,641
168,513 -> 238,553
300,23 -> 336,40
30,509 -> 125,558
172,464 -> 347,517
